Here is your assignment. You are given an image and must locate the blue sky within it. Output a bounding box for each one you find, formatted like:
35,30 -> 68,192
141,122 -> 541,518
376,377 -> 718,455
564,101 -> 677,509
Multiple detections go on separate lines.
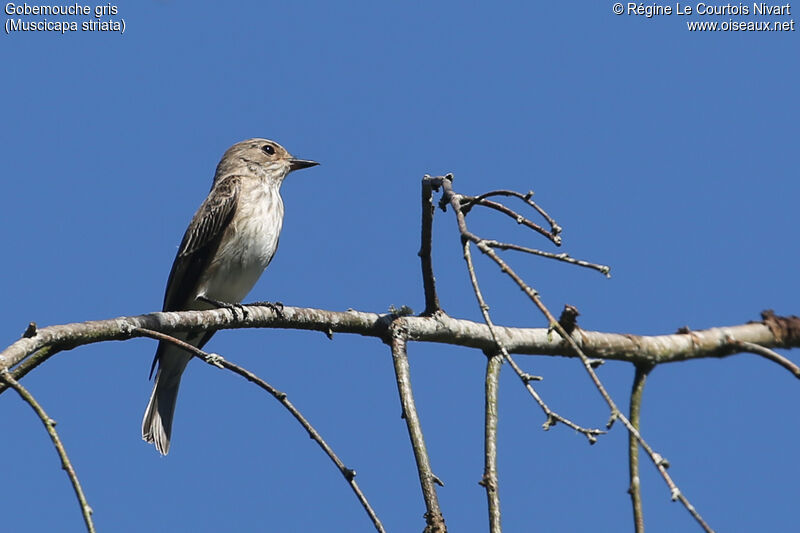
1,2 -> 798,532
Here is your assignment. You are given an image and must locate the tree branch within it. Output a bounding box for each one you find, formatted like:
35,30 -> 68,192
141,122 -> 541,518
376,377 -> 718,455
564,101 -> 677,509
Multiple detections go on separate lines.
132,327 -> 387,533
461,195 -> 560,245
420,175 -> 442,315
733,340 -> 800,378
460,189 -> 561,237
388,323 -> 446,532
1,174 -> 798,533
628,363 -> 653,533
461,237 -> 604,442
0,371 -> 96,533
435,174 -> 719,531
1,306 -> 797,396
483,239 -> 610,277
480,352 -> 503,533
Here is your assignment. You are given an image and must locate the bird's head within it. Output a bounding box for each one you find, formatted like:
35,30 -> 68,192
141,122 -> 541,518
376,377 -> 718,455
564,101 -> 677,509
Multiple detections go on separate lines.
214,138 -> 318,183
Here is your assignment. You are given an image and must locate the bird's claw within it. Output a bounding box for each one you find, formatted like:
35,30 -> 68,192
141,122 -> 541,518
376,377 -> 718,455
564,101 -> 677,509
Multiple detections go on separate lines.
204,353 -> 225,369
198,296 -> 249,321
247,300 -> 285,319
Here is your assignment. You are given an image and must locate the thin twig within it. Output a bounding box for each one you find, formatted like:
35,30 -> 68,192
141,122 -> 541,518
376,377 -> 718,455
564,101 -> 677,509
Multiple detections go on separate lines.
628,364 -> 653,533
388,324 -> 446,533
480,351 -> 503,532
734,341 -> 800,378
463,196 -> 560,245
483,240 -> 610,277
437,175 -> 715,532
462,238 -> 604,443
132,327 -> 386,533
0,371 -> 96,533
419,175 -> 442,315
461,189 -> 561,237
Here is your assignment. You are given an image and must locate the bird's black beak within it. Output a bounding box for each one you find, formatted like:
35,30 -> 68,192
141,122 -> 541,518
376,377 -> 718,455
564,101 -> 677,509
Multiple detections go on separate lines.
289,159 -> 319,171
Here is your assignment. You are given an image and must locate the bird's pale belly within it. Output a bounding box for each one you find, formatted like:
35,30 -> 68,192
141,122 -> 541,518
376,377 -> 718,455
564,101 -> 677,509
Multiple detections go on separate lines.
197,191 -> 283,305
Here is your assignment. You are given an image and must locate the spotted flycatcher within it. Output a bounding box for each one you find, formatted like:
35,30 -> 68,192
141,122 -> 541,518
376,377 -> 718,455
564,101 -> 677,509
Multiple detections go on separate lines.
142,138 -> 318,455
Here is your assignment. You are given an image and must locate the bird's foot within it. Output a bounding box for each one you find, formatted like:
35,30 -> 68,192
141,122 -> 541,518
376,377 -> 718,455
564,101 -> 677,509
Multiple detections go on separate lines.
197,296 -> 249,321
204,352 -> 226,369
246,300 -> 285,319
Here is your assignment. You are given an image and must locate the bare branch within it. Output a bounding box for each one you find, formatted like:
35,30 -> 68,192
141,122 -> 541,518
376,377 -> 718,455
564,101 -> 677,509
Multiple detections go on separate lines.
0,371 -> 95,533
0,174 -> 795,533
461,189 -> 562,239
420,175 -> 442,315
436,175 -> 717,531
480,352 -> 503,533
133,327 -> 387,533
462,232 -> 604,443
388,324 -> 446,533
628,364 -> 653,533
483,239 -> 610,277
1,307 -> 796,397
734,341 -> 800,379
462,196 -> 560,245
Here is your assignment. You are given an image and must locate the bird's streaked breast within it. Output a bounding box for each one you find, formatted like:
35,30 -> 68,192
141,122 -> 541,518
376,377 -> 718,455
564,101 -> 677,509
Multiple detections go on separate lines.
198,179 -> 284,303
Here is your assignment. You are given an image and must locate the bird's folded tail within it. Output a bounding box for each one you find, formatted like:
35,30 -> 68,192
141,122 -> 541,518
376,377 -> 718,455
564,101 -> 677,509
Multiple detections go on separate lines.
142,358 -> 188,455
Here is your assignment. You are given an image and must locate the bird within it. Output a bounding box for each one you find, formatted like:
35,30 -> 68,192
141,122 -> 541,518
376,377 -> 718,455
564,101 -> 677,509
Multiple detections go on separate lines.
142,138 -> 318,455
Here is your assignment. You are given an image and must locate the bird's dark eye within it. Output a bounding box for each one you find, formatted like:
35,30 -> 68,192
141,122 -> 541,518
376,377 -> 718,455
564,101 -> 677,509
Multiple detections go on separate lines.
261,145 -> 275,155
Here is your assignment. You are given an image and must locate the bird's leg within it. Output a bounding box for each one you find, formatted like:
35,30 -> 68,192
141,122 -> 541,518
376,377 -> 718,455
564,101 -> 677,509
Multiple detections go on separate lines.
245,300 -> 285,319
197,296 -> 249,321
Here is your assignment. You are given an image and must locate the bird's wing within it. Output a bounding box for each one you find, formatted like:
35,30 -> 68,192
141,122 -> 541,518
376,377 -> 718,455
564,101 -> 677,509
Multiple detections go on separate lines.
148,176 -> 240,379
162,175 -> 241,312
